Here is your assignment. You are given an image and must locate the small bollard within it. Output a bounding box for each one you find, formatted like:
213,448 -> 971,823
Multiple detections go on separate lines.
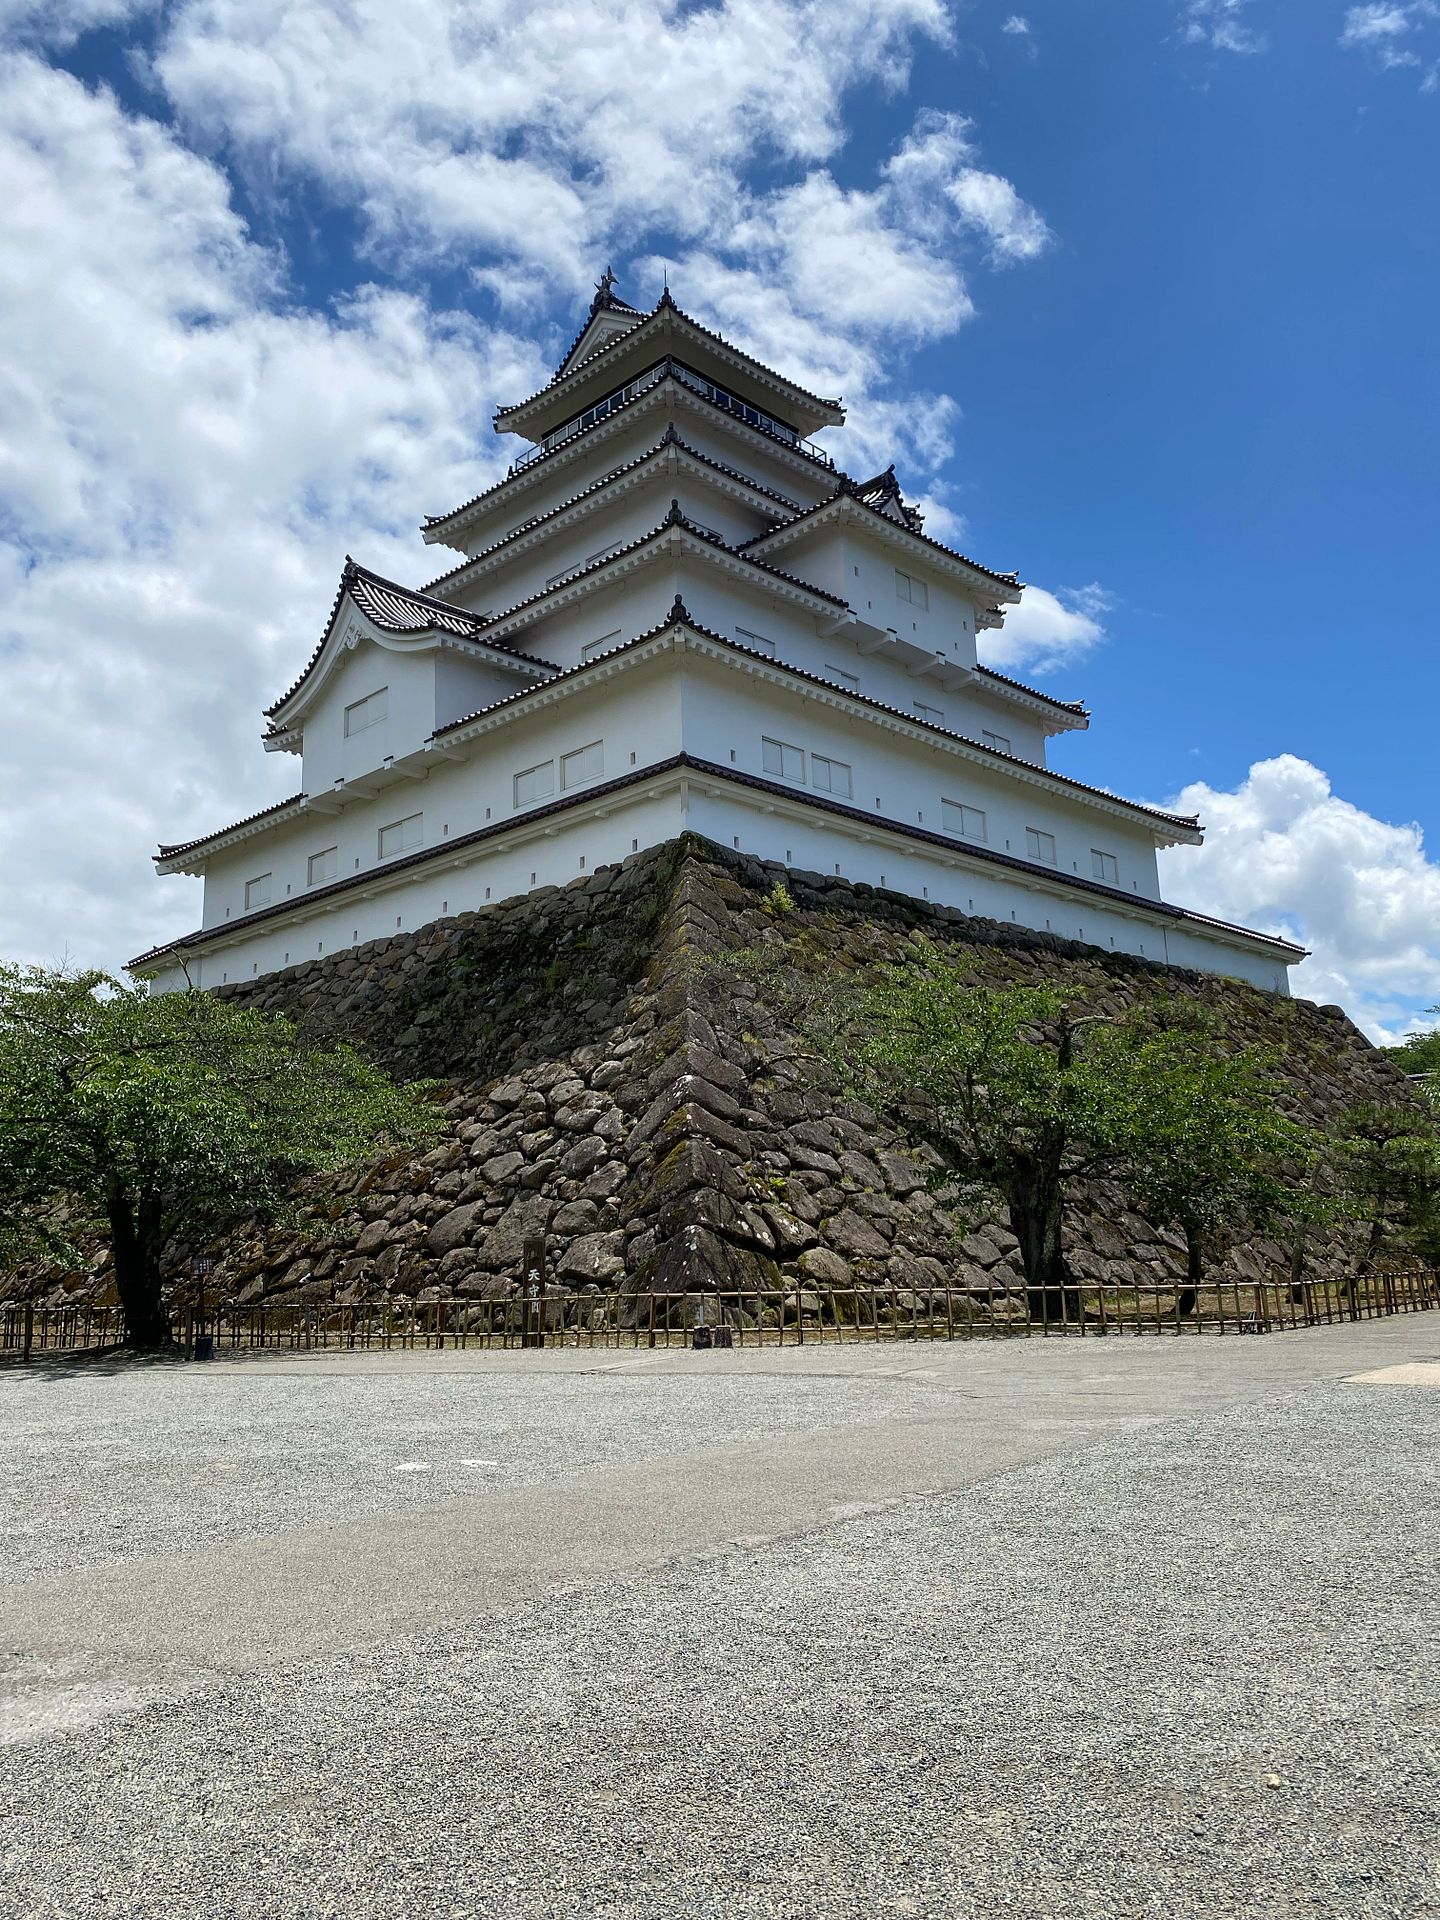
193,1333 -> 214,1361
691,1325 -> 713,1350
712,1326 -> 734,1350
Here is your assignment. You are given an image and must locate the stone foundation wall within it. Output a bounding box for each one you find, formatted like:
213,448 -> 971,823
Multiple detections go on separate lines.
9,838 -> 1414,1319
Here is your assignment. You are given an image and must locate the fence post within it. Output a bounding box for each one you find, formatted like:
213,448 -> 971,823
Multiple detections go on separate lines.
22,1299 -> 33,1365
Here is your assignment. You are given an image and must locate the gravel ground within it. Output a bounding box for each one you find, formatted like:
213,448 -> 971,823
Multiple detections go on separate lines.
0,1355 -> 952,1583
1,1352 -> 1437,1920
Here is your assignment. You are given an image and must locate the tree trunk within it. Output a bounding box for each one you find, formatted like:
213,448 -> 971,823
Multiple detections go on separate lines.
1177,1232 -> 1203,1319
107,1183 -> 170,1349
1007,1163 -> 1072,1324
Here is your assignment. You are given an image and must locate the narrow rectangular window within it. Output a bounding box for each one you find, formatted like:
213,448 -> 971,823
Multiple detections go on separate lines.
377,814 -> 423,859
513,760 -> 556,807
825,663 -> 859,691
344,687 -> 388,737
244,873 -> 271,910
761,736 -> 805,783
942,800 -> 987,842
735,627 -> 777,657
560,740 -> 603,790
1026,827 -> 1057,865
581,629 -> 622,661
811,754 -> 852,799
896,570 -> 929,611
1092,849 -> 1119,884
307,847 -> 337,887
913,701 -> 945,726
982,729 -> 1011,754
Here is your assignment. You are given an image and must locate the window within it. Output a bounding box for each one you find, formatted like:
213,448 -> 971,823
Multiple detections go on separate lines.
560,740 -> 604,790
761,736 -> 805,782
244,873 -> 271,910
378,813 -> 423,858
896,569 -> 929,610
942,800 -> 987,842
825,663 -> 859,691
545,545 -> 619,590
307,847 -> 337,887
1026,828 -> 1057,866
982,729 -> 1011,754
811,754 -> 852,798
913,701 -> 945,726
581,629 -> 622,661
513,760 -> 555,806
735,627 -> 776,656
344,687 -> 388,737
1092,849 -> 1119,884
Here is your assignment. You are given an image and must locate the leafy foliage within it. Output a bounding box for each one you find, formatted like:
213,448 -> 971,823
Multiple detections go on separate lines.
1385,1008 -> 1440,1079
726,935 -> 1330,1318
0,966 -> 443,1345
1114,1011 -> 1327,1304
1332,1099 -> 1440,1275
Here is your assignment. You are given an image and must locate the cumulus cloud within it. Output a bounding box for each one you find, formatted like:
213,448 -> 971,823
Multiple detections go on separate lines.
1340,1 -> 1440,84
639,110 -> 1048,472
0,0 -> 154,44
0,54 -> 544,971
979,583 -> 1110,676
149,0 -> 950,295
1161,756 -> 1440,1042
1179,0 -> 1265,54
1001,15 -> 1032,34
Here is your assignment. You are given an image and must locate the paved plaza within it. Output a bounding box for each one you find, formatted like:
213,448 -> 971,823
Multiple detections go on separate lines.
1,1321 -> 1437,1918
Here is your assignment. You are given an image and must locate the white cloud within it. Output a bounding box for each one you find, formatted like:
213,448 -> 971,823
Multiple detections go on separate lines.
0,54 -> 544,972
0,0 -> 154,44
642,110 -> 1047,473
150,0 -> 951,296
1179,0 -> 1265,54
1340,1 -> 1440,83
979,583 -> 1110,676
1161,756 -> 1440,1042
1001,15 -> 1032,34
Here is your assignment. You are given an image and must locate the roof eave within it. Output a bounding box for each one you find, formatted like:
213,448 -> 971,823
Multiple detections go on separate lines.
745,496 -> 1023,602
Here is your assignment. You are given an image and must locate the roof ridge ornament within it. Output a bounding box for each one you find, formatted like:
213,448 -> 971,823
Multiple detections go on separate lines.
665,495 -> 684,526
592,264 -> 620,311
665,593 -> 691,625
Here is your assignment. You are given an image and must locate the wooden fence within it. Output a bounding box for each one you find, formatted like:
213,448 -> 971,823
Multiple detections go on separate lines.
4,1267 -> 1437,1358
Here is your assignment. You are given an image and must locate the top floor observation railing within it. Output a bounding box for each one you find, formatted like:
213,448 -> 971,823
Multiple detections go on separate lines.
507,357 -> 835,477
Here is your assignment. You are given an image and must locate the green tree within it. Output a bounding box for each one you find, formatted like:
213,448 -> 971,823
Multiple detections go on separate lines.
1117,1031 -> 1324,1314
0,966 -> 442,1348
1385,1009 -> 1440,1079
790,941 -> 1285,1321
1332,1099 -> 1440,1279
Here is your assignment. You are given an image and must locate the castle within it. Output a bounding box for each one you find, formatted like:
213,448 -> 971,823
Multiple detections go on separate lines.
132,275 -> 1302,994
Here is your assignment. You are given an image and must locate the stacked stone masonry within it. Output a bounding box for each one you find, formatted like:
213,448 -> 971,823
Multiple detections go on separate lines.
11,838 -> 1415,1322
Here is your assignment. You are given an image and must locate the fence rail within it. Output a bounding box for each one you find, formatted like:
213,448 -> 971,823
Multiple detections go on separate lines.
4,1269 -> 1438,1358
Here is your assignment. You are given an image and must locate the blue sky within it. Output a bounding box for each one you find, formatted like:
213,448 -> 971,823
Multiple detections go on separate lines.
1,0 -> 1436,1037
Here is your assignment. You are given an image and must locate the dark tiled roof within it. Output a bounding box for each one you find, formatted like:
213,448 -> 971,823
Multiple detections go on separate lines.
157,793 -> 308,862
128,754 -> 1303,971
974,665 -> 1088,718
851,464 -> 925,532
493,290 -> 843,427
469,504 -> 849,640
264,559 -> 558,721
742,484 -> 1022,595
424,370 -> 834,538
421,428 -> 798,595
